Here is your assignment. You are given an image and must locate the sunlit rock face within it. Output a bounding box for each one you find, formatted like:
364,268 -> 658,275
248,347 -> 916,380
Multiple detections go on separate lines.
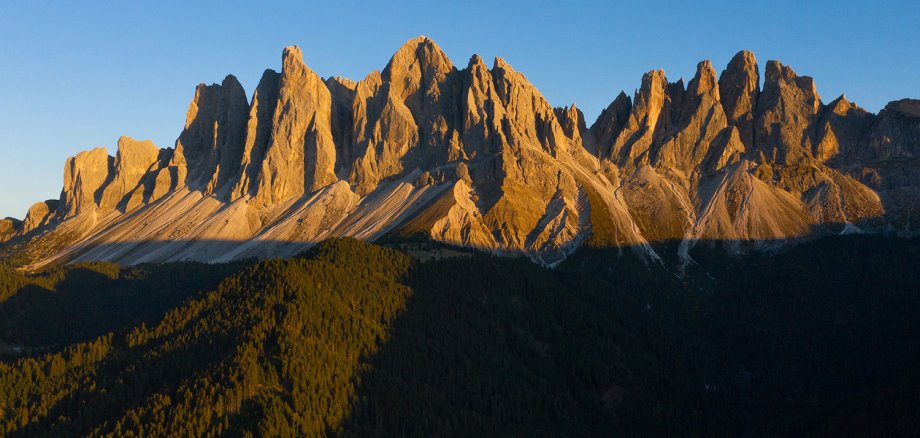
7,38 -> 920,268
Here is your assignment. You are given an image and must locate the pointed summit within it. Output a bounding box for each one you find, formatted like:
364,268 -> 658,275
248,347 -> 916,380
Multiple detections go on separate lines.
588,91 -> 632,158
609,69 -> 669,165
554,103 -> 585,145
719,50 -> 759,149
383,36 -> 454,101
256,45 -> 337,204
282,45 -> 305,69
688,60 -> 719,99
754,59 -> 821,163
828,94 -> 855,115
467,53 -> 486,69
764,59 -> 797,83
171,73 -> 248,193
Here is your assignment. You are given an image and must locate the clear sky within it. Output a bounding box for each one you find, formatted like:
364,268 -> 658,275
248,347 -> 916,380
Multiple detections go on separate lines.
1,0 -> 918,219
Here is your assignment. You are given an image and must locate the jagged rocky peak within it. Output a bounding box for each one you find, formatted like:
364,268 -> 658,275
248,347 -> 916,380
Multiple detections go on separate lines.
458,53 -> 503,162
0,218 -> 22,242
23,199 -> 59,233
754,59 -> 822,164
609,69 -> 669,165
718,50 -> 759,149
862,98 -> 920,160
99,136 -> 160,211
490,56 -> 571,157
653,60 -> 729,172
687,60 -> 719,99
255,45 -> 337,205
172,74 -> 248,194
588,91 -> 631,158
231,68 -> 282,201
814,95 -> 876,162
554,103 -> 586,145
829,94 -> 855,115
60,147 -> 112,218
382,36 -> 455,102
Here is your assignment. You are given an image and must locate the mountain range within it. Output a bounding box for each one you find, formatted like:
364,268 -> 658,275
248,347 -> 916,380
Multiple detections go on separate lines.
3,36 -> 919,268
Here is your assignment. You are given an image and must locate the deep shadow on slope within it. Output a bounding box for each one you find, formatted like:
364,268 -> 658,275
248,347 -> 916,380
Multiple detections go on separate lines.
338,252 -> 722,436
563,235 -> 920,436
1,237 -> 919,436
0,239 -> 415,436
338,235 -> 920,436
0,260 -> 253,354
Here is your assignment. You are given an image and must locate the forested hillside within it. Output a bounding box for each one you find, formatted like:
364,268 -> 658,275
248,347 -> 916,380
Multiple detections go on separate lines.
1,237 -> 918,436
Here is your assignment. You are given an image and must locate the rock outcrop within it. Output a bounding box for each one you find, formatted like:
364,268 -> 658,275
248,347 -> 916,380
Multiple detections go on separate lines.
59,147 -> 112,218
172,75 -> 249,194
753,61 -> 821,164
0,218 -> 21,242
5,38 -> 920,268
23,200 -> 58,233
99,136 -> 160,211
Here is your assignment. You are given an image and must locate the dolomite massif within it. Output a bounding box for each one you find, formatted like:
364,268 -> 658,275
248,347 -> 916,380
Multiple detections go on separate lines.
3,37 -> 920,268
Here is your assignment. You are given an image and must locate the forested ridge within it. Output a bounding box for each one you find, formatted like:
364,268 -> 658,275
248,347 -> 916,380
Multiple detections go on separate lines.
1,236 -> 919,436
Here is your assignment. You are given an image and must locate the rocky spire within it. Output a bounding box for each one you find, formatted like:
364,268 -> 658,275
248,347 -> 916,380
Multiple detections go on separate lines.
231,69 -> 281,200
753,60 -> 821,164
554,103 -> 586,146
718,50 -> 759,149
814,95 -> 875,162
172,75 -> 249,193
256,46 -> 338,205
326,76 -> 358,177
99,136 -> 160,211
460,54 -> 505,162
588,91 -> 632,159
653,60 -> 729,172
381,36 -> 455,106
59,147 -> 112,218
491,56 -> 570,157
610,69 -> 669,165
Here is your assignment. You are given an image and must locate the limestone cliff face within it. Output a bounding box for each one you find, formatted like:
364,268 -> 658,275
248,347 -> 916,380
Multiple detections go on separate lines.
609,70 -> 670,166
0,218 -> 21,242
100,136 -> 160,212
172,75 -> 249,193
587,92 -> 631,158
654,60 -> 728,173
753,61 -> 821,164
348,37 -> 460,195
9,38 -> 920,268
60,147 -> 112,218
23,200 -> 58,233
718,50 -> 759,149
860,99 -> 920,162
256,46 -> 337,205
231,69 -> 281,201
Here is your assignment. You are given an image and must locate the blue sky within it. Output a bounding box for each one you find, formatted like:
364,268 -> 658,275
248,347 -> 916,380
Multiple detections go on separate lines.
1,0 -> 918,219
